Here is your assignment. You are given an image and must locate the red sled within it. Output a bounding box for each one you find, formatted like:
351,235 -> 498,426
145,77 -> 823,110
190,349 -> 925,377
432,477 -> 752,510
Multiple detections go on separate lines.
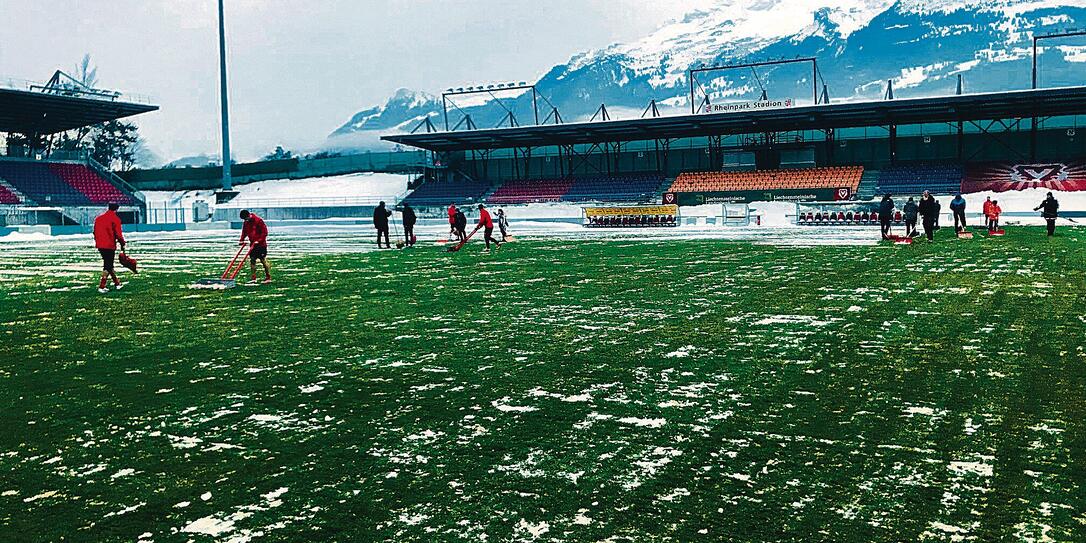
886,235 -> 912,245
957,231 -> 974,239
447,227 -> 479,252
118,252 -> 138,273
989,229 -> 1006,237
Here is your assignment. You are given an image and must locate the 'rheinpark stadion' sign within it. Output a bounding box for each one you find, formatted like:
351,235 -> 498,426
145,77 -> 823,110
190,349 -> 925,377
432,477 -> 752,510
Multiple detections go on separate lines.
702,98 -> 794,114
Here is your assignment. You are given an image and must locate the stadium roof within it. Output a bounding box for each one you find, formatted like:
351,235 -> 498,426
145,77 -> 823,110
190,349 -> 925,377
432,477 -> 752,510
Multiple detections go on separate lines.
0,87 -> 158,135
383,86 -> 1086,152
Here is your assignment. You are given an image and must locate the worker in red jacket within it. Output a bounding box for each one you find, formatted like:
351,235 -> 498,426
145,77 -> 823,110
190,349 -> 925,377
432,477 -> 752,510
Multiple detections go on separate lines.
239,209 -> 272,284
93,202 -> 126,293
448,204 -> 459,241
986,200 -> 1002,233
474,204 -> 501,251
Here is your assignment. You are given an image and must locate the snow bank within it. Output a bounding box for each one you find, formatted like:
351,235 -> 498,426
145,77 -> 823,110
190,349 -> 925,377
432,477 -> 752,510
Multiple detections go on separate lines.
141,172 -> 410,209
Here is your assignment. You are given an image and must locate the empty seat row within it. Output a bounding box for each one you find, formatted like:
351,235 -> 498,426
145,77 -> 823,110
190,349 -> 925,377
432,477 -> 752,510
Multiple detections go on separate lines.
402,180 -> 490,206
875,163 -> 963,194
670,166 -> 863,193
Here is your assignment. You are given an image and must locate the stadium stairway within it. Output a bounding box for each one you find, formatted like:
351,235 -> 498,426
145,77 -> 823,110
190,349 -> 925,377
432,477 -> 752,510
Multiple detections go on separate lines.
856,169 -> 880,199
653,177 -> 675,201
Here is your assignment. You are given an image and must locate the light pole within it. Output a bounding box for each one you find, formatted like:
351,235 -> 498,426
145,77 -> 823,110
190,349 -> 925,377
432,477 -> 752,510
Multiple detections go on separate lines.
218,0 -> 232,191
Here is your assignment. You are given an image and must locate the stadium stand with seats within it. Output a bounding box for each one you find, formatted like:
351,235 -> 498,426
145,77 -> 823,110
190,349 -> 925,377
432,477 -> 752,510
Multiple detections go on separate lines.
668,166 -> 863,193
487,178 -> 574,204
0,162 -> 92,205
874,163 -> 963,195
402,179 -> 490,206
561,174 -> 664,203
49,163 -> 134,204
0,161 -> 137,206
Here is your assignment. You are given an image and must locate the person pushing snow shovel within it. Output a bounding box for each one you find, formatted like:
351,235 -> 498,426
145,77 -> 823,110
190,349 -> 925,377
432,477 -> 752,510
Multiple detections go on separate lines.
475,204 -> 502,252
239,210 -> 272,284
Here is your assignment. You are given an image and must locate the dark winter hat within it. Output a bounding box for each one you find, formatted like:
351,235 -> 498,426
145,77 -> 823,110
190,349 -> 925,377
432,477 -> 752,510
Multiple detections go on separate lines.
379,201 -> 385,206
478,204 -> 485,209
108,202 -> 120,211
239,209 -> 250,219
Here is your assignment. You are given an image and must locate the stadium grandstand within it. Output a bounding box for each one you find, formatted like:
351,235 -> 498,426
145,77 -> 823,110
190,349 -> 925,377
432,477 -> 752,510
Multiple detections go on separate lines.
0,73 -> 156,226
386,85 -> 1086,212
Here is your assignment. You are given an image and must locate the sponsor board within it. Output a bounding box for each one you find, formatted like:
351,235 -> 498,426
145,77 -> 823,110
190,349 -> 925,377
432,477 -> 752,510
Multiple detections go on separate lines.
584,204 -> 679,218
674,189 -> 841,206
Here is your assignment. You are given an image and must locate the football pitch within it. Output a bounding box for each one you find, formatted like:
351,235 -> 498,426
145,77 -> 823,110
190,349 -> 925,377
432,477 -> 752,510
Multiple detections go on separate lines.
1,227 -> 1084,542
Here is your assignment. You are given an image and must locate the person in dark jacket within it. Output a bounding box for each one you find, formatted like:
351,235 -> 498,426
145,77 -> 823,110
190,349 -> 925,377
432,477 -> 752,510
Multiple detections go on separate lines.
878,194 -> 895,239
933,198 -> 942,229
918,191 -> 938,241
950,194 -> 967,232
1034,192 -> 1060,237
454,209 -> 468,242
373,201 -> 392,249
903,197 -> 919,238
496,208 -> 510,241
401,203 -> 417,247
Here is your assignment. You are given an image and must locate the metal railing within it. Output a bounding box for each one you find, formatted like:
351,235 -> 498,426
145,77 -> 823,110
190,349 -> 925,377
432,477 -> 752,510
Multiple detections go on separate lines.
145,205 -> 189,224
0,76 -> 155,105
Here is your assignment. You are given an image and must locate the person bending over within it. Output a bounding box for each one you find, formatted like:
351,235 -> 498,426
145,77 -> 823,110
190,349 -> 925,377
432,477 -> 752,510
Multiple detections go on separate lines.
239,209 -> 272,284
448,204 -> 459,241
93,202 -> 126,293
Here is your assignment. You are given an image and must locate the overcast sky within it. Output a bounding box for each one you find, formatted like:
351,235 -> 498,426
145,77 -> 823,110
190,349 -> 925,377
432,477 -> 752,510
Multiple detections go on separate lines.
0,0 -> 696,163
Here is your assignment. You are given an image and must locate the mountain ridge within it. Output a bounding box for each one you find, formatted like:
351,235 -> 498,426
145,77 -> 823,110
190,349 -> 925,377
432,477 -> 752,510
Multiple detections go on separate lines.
329,0 -> 1086,145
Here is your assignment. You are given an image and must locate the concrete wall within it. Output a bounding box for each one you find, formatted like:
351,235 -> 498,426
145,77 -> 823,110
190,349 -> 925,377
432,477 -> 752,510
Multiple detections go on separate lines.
212,205 -> 378,222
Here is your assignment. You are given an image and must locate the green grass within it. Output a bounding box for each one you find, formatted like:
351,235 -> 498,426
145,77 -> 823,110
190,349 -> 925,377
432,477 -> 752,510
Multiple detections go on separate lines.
1,228 -> 1085,542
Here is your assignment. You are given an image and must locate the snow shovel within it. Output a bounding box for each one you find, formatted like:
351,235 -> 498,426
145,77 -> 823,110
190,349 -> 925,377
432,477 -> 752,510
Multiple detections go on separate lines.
191,244 -> 251,289
447,226 -> 479,252
118,251 -> 138,273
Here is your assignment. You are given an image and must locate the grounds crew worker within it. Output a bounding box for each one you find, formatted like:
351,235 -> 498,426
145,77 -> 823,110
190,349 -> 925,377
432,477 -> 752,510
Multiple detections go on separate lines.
475,204 -> 502,251
93,202 -> 126,293
878,194 -> 895,240
239,209 -> 272,284
950,193 -> 967,232
373,201 -> 392,249
918,191 -> 938,242
1035,192 -> 1060,237
903,197 -> 919,238
401,203 -> 417,247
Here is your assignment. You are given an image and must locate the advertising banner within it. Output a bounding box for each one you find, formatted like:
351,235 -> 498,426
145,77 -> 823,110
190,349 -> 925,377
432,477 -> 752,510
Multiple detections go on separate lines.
962,163 -> 1086,193
674,188 -> 839,206
583,204 -> 679,218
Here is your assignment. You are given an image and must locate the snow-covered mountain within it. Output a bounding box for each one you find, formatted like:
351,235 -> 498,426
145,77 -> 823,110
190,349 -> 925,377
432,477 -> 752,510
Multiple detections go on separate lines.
330,0 -> 1086,144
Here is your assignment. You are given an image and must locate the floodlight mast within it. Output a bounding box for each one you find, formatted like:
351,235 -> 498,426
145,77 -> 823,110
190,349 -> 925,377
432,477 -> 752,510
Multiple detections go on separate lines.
218,0 -> 232,190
